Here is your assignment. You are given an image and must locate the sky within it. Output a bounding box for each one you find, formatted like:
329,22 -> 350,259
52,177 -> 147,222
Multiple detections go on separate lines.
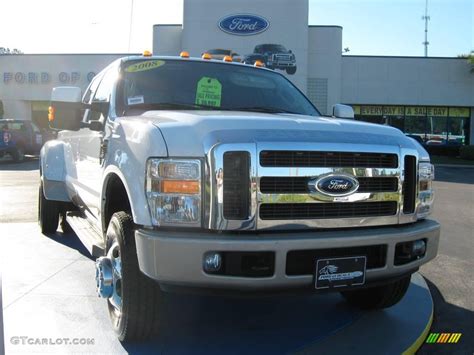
0,0 -> 472,57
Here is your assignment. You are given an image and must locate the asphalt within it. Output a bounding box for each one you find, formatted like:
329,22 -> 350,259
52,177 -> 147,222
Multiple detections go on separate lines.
0,157 -> 472,354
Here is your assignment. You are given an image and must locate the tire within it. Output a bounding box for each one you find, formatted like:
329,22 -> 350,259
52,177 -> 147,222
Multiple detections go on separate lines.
105,212 -> 161,341
340,275 -> 411,310
286,66 -> 297,75
38,182 -> 60,233
12,146 -> 25,162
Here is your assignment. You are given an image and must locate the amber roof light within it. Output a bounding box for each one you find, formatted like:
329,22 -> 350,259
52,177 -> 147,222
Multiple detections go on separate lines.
180,51 -> 190,58
202,53 -> 212,60
143,50 -> 152,57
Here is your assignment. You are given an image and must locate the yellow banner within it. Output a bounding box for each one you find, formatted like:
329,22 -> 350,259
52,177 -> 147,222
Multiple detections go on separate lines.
405,106 -> 426,116
427,107 -> 448,117
360,105 -> 383,116
351,105 -> 360,115
449,107 -> 470,118
383,106 -> 404,116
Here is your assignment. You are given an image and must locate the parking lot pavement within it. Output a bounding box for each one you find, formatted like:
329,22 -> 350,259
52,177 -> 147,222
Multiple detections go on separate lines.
0,161 -> 473,354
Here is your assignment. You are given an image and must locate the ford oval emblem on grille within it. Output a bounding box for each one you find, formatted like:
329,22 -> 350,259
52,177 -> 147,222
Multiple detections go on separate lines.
218,14 -> 269,36
310,175 -> 359,197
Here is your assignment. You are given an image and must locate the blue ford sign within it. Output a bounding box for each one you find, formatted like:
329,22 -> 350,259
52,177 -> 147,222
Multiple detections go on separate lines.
218,14 -> 269,36
310,175 -> 359,197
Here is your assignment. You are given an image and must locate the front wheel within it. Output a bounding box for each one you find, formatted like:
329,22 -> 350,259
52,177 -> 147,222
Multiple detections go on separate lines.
286,66 -> 297,75
340,275 -> 411,309
102,212 -> 161,341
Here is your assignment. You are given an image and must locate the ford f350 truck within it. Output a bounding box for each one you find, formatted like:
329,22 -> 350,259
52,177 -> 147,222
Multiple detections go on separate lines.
39,53 -> 439,341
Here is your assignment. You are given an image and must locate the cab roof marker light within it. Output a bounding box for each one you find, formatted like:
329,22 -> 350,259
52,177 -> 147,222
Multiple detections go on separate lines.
202,53 -> 212,60
143,50 -> 152,57
180,51 -> 190,58
223,55 -> 233,62
254,60 -> 264,67
48,106 -> 55,122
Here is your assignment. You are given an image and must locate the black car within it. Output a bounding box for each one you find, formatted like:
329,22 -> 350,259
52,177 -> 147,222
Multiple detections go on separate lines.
0,119 -> 48,162
243,44 -> 297,74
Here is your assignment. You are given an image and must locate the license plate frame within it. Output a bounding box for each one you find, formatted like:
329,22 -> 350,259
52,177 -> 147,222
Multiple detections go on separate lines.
315,256 -> 366,290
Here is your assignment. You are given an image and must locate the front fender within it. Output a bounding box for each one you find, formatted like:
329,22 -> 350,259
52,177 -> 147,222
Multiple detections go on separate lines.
40,140 -> 71,202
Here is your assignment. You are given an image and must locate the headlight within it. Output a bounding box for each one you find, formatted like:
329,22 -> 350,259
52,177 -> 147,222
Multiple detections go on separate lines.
417,162 -> 434,219
146,159 -> 201,227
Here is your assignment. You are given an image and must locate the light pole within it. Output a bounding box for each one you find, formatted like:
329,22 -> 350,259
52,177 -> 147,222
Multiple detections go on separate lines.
422,0 -> 430,57
128,0 -> 135,53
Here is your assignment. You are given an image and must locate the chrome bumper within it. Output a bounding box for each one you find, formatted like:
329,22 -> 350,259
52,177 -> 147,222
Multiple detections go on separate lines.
135,219 -> 440,291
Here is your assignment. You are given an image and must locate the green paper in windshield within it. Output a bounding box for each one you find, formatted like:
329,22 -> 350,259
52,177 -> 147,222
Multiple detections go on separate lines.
195,77 -> 222,107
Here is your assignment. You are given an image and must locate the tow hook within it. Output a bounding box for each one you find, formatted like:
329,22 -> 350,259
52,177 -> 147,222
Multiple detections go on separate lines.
95,257 -> 113,298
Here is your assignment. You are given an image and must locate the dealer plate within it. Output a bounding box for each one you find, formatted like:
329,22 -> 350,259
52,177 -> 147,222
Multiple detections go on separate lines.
315,256 -> 366,290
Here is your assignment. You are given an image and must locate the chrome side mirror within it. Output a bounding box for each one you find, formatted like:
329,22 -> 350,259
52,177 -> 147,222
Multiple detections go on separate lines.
332,104 -> 355,119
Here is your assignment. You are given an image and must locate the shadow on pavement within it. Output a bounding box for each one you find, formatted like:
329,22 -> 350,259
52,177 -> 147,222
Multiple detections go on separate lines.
42,230 -> 94,261
417,277 -> 473,354
434,166 -> 474,185
0,157 -> 39,171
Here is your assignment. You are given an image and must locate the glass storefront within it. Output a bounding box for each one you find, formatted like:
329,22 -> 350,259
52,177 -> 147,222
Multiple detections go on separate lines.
350,105 -> 471,145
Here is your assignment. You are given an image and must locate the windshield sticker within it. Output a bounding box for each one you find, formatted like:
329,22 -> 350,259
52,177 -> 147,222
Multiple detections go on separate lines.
127,96 -> 144,105
195,77 -> 222,107
125,60 -> 165,73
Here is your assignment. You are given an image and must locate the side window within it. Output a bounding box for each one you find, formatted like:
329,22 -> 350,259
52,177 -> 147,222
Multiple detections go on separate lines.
94,68 -> 117,103
83,75 -> 101,104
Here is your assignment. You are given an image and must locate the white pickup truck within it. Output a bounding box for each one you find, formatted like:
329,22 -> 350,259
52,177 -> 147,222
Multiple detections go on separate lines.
39,54 -> 440,341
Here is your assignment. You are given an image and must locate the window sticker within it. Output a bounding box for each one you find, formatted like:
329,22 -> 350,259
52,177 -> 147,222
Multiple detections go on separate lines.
125,60 -> 165,73
127,96 -> 144,105
195,77 -> 222,107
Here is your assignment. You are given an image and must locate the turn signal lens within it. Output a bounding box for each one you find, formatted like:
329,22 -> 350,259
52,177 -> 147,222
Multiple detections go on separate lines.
202,53 -> 212,60
254,60 -> 264,67
161,180 -> 200,194
180,51 -> 190,58
143,50 -> 152,57
223,55 -> 233,62
48,106 -> 55,122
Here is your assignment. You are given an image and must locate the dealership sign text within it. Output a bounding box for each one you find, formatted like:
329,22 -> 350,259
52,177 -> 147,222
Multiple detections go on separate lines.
218,14 -> 269,36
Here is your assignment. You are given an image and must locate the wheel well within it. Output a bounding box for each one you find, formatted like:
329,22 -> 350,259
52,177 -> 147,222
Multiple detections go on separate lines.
103,174 -> 132,234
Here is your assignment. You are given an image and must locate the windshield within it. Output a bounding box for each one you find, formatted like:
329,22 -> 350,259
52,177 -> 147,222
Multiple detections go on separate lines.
119,59 -> 319,116
255,44 -> 287,53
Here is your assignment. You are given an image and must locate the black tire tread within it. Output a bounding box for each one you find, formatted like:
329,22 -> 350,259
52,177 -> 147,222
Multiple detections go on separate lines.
108,211 -> 161,342
341,275 -> 411,310
38,182 -> 60,233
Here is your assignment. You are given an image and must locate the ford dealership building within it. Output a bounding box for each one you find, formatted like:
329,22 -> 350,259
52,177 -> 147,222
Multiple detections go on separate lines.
1,0 -> 473,146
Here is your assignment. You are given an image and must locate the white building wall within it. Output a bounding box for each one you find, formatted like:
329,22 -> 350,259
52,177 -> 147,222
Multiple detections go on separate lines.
153,25 -> 183,56
307,26 -> 342,114
341,56 -> 474,106
0,54 -> 127,120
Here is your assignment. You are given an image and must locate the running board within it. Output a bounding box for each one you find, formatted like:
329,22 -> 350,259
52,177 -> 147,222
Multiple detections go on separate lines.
66,212 -> 105,257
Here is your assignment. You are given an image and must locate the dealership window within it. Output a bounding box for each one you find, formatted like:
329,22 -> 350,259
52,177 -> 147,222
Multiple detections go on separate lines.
351,105 -> 471,145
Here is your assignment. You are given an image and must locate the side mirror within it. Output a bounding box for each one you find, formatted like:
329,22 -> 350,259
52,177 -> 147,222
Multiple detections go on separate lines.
49,87 -> 83,131
332,104 -> 355,119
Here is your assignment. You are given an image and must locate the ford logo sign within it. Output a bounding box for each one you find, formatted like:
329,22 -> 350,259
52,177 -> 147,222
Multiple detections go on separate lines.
310,175 -> 359,197
218,14 -> 269,36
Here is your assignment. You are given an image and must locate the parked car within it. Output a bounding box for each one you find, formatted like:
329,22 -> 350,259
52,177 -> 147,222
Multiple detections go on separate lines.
243,44 -> 297,74
40,55 -> 439,341
205,48 -> 242,62
0,119 -> 46,162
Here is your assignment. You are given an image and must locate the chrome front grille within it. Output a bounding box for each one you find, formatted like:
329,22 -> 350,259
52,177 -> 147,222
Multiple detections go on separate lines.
208,142 -> 419,231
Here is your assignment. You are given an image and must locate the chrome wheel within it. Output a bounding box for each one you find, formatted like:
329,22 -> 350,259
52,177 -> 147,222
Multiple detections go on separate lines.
107,240 -> 123,318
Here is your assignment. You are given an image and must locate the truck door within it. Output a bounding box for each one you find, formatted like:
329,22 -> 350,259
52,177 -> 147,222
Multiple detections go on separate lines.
74,68 -> 118,219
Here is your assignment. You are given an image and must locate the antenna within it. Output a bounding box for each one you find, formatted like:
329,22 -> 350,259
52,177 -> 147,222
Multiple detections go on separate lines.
422,0 -> 430,57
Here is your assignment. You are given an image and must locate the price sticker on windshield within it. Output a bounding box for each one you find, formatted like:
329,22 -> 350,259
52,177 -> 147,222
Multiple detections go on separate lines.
195,77 -> 222,107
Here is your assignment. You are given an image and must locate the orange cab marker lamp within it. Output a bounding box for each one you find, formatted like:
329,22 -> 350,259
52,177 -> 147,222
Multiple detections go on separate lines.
202,53 -> 212,60
223,55 -> 233,62
143,50 -> 152,57
161,180 -> 200,194
48,106 -> 55,122
254,60 -> 264,67
180,51 -> 190,58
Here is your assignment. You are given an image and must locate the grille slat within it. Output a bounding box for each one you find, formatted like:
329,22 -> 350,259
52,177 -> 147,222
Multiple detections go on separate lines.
403,156 -> 417,214
223,152 -> 250,220
259,201 -> 397,220
260,177 -> 398,194
260,151 -> 398,168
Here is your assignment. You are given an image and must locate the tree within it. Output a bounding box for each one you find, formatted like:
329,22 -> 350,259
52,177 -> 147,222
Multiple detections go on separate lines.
0,47 -> 23,55
0,100 -> 4,119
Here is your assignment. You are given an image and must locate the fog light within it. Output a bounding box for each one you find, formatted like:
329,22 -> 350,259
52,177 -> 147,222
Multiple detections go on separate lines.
412,239 -> 426,257
203,252 -> 222,273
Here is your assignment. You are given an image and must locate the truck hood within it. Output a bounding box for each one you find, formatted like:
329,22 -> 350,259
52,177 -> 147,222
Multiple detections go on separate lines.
124,110 -> 428,158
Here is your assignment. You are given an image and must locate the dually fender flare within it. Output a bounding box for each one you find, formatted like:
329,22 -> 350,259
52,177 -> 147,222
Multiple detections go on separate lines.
40,140 -> 71,202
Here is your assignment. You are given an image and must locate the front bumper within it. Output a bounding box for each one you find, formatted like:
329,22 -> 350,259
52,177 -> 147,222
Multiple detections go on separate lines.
135,219 -> 440,291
